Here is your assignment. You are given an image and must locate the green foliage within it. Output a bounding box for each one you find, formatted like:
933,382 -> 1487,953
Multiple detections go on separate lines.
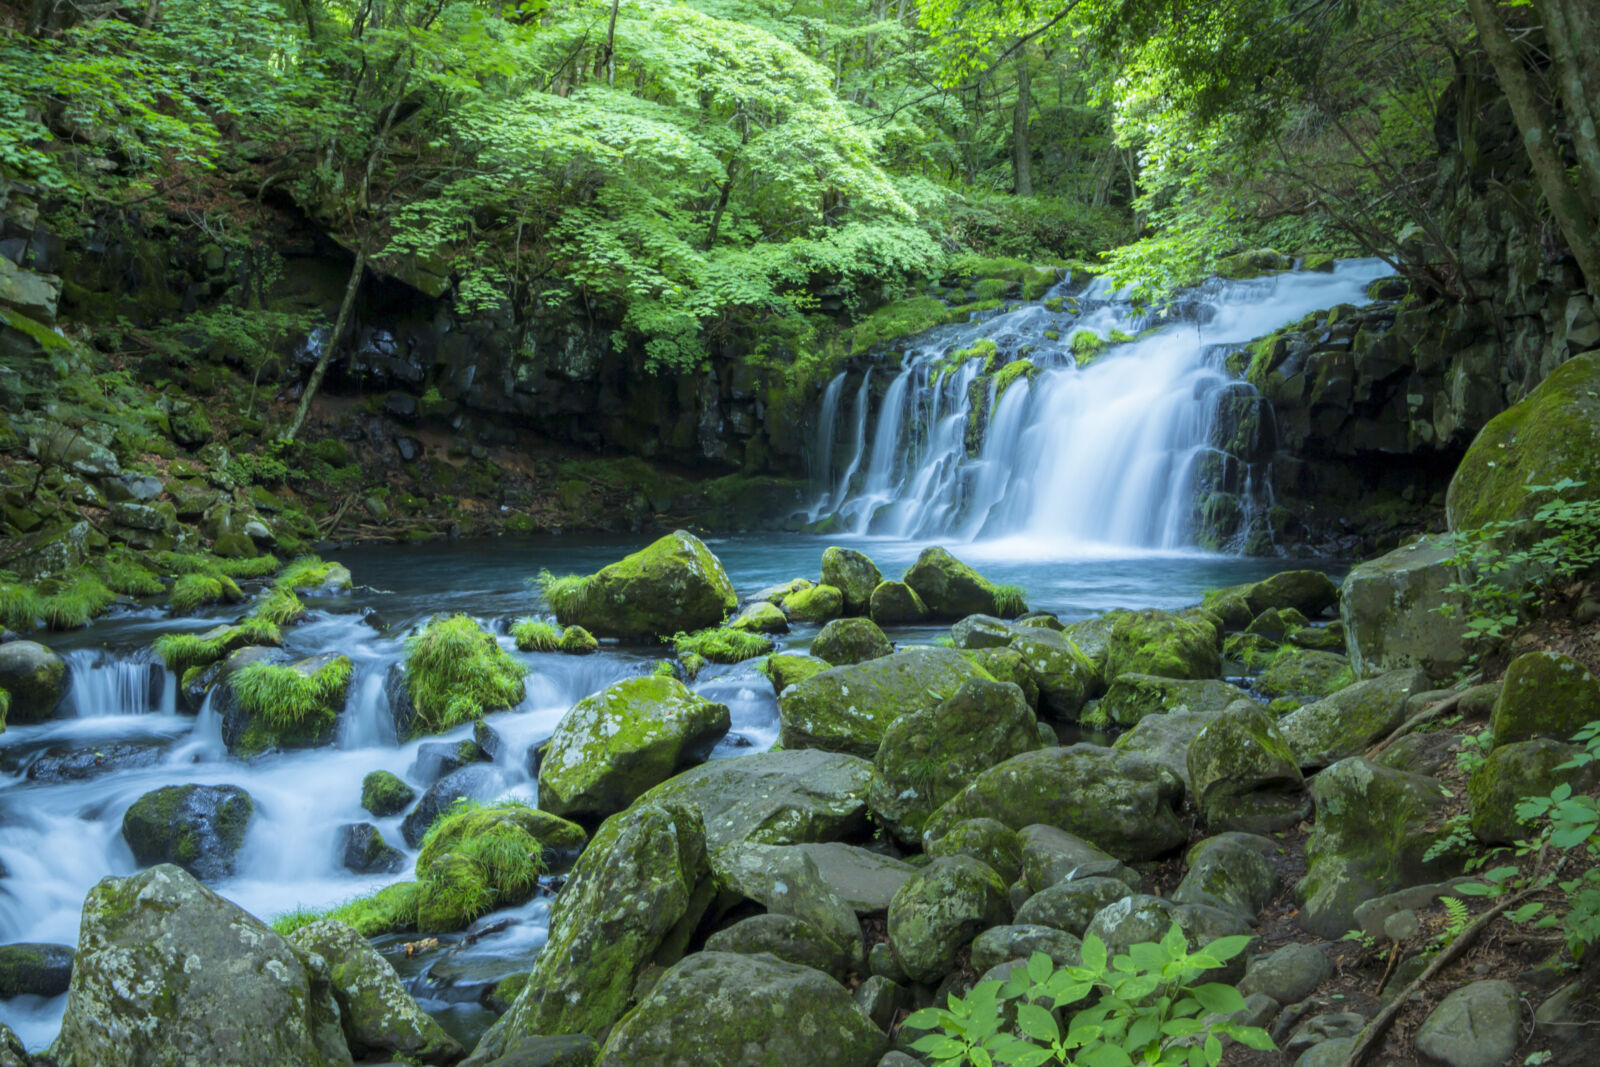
250,586 -> 305,628
270,882 -> 421,938
1436,895 -> 1471,947
153,618 -> 280,674
229,658 -> 352,732
170,572 -> 243,613
905,926 -> 1272,1066
403,615 -> 526,737
670,627 -> 774,664
992,584 -> 1028,619
415,800 -> 549,933
536,570 -> 592,619
0,686 -> 9,726
38,576 -> 115,630
0,584 -> 40,631
275,556 -> 339,592
95,550 -> 165,597
153,552 -> 281,580
1438,480 -> 1600,658
511,618 -> 562,652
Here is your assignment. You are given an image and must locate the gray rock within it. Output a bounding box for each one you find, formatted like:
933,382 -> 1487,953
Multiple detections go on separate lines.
1188,702 -> 1307,833
464,1034 -> 598,1067
1014,877 -> 1134,938
0,942 -> 74,997
1111,710 -> 1221,789
1084,895 -> 1253,974
1353,879 -> 1475,942
121,784 -> 254,880
854,975 -> 906,1032
713,844 -> 863,964
1172,833 -> 1280,918
704,913 -> 852,980
927,818 -> 1023,883
1285,1011 -> 1365,1051
0,640 -> 67,723
0,256 -> 61,321
1413,979 -> 1520,1067
1339,537 -> 1469,681
51,865 -> 350,1067
887,856 -> 1010,983
792,842 -> 917,914
1278,668 -> 1428,768
1238,944 -> 1332,1006
288,920 -> 462,1064
969,925 -> 1082,975
337,823 -> 405,875
401,764 -> 502,847
811,617 -> 894,666
1017,824 -> 1140,894
1293,1036 -> 1356,1067
951,614 -> 1016,650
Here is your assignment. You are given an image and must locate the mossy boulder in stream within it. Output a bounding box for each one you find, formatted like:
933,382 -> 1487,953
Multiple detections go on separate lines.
780,582 -> 845,622
121,784 -> 254,880
1007,629 -> 1099,719
727,600 -> 788,634
545,530 -> 738,638
1253,647 -> 1352,703
868,579 -> 928,624
1243,570 -> 1340,617
287,919 -> 462,1064
360,770 -> 414,816
1105,609 -> 1221,682
414,801 -> 586,933
921,745 -> 1187,861
821,546 -> 882,616
51,864 -> 350,1067
760,652 -> 830,694
1490,650 -> 1600,745
0,640 -> 65,723
903,546 -> 1001,618
473,802 -> 709,1055
538,675 -> 730,819
810,616 -> 892,665
597,951 -> 887,1067
887,855 -> 1010,983
219,653 -> 352,756
1446,351 -> 1600,535
393,614 -> 525,739
869,678 -> 1041,843
777,647 -> 993,757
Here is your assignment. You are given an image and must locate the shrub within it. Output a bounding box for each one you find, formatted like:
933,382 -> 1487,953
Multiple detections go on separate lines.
511,618 -> 561,652
403,615 -> 526,737
671,627 -> 774,664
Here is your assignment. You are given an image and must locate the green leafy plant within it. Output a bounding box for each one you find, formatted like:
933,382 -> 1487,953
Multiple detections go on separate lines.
905,925 -> 1272,1066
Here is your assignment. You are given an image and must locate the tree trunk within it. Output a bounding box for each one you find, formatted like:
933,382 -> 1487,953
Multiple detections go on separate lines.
1467,0 -> 1600,299
604,0 -> 619,88
1012,57 -> 1033,197
1535,0 -> 1600,225
282,242 -> 368,443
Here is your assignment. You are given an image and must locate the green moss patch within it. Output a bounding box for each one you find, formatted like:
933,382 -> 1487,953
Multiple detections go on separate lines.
403,614 -> 526,737
511,618 -> 561,652
229,656 -> 352,754
672,627 -> 774,664
414,801 -> 584,933
170,572 -> 243,613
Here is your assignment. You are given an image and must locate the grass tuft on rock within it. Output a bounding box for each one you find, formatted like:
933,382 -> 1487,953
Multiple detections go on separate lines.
230,657 -> 352,732
275,555 -> 339,591
0,584 -> 40,630
170,572 -> 243,613
39,576 -> 115,629
535,569 -> 592,618
671,627 -> 774,664
153,618 -> 281,673
152,551 -> 281,580
992,584 -> 1028,618
250,585 -> 305,627
559,625 -> 598,654
403,614 -> 526,737
414,800 -> 565,933
95,550 -> 164,597
270,881 -> 421,938
511,618 -> 561,652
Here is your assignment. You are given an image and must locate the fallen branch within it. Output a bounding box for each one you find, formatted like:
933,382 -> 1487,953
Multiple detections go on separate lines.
1365,690 -> 1470,760
1340,884 -> 1541,1067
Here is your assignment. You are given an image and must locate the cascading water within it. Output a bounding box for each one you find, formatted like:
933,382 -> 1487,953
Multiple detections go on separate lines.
809,259 -> 1395,552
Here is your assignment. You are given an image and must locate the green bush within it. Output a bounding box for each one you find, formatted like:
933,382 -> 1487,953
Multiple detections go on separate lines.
511,618 -> 561,652
535,569 -> 591,618
906,926 -> 1271,1066
403,615 -> 526,737
671,627 -> 774,664
96,550 -> 164,597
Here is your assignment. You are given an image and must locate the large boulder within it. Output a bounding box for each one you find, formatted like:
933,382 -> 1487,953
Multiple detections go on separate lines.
550,530 -> 737,639
777,648 -> 991,757
1468,739 -> 1600,844
537,675 -> 730,819
1253,648 -> 1351,702
1112,710 -> 1222,789
1016,824 -> 1139,896
1083,895 -> 1252,975
1014,877 -> 1134,937
780,583 -> 845,623
473,803 -> 709,1055
821,546 -> 882,616
1446,351 -> 1600,536
868,580 -> 928,625
1171,834 -> 1280,919
868,678 -> 1041,842
1098,675 -> 1240,728
1007,629 -> 1099,719
287,920 -> 462,1064
1490,651 -> 1600,745
703,914 -> 852,980
902,547 -> 1000,618
1105,610 -> 1220,682
1188,704 -> 1307,833
1277,668 -> 1429,768
711,844 -> 863,963
597,952 -> 887,1067
51,865 -> 350,1067
0,640 -> 66,723
619,748 -> 873,850
886,856 -> 1010,983
810,617 -> 893,666
1295,758 -> 1455,938
1244,571 -> 1340,618
122,785 -> 254,880
922,745 -> 1187,861
1339,536 -> 1470,680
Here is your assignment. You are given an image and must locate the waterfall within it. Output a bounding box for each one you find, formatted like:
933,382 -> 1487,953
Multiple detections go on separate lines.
62,649 -> 175,717
811,260 -> 1394,552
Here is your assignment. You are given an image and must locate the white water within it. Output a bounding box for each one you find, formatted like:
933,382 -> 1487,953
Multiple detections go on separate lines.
811,260 -> 1394,553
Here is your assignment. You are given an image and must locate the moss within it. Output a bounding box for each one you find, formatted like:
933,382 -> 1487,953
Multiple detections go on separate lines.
153,619 -> 281,674
170,572 -> 243,613
946,298 -> 1005,318
1254,645 -> 1354,701
780,583 -> 844,622
536,569 -> 592,618
37,575 -> 114,629
972,278 -> 1013,301
559,625 -> 599,654
0,686 -> 8,730
415,801 -> 582,933
249,585 -> 305,627
511,618 -> 561,652
847,295 -> 950,355
486,972 -> 529,1013
152,550 -> 281,580
95,550 -> 164,597
403,614 -> 526,738
361,770 -> 416,817
1070,329 -> 1105,366
991,359 -> 1036,403
672,627 -> 774,664
271,881 -> 421,938
229,656 -> 352,753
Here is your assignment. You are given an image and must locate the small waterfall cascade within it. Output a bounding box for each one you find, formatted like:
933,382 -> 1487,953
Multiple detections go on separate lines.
62,649 -> 175,717
807,259 -> 1395,551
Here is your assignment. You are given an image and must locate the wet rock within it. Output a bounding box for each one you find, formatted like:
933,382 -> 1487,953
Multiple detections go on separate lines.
1413,980 -> 1521,1067
288,919 -> 462,1064
471,803 -> 709,1051
704,913 -> 851,980
218,652 -> 352,756
1490,650 -> 1600,745
361,769 -> 415,817
886,856 -> 1009,983
822,546 -> 883,616
728,600 -> 788,634
0,942 -> 74,997
1016,824 -> 1139,895
903,546 -> 1002,619
401,765 -> 502,848
927,818 -> 1023,884
1254,649 -> 1351,703
122,784 -> 254,880
1238,943 -> 1331,1006
0,1023 -> 23,1067
0,640 -> 66,723
1339,536 -> 1469,680
790,842 -> 917,914
868,677 -> 1040,842
596,952 -> 887,1067
538,675 -> 730,820
1278,668 -> 1428,768
1014,877 -> 1134,937
853,975 -> 906,1032
868,580 -> 927,625
411,738 -> 487,784
921,744 -> 1187,862
1111,710 -> 1222,789
552,530 -> 738,639
1188,703 -> 1307,833
25,740 -> 165,782
963,646 -> 1042,709
51,865 -> 349,1067
950,614 -> 1015,650
337,823 -> 405,875
780,583 -> 845,623
777,648 -> 991,757
969,924 -> 1082,975
761,652 -> 830,694
713,843 -> 864,963
811,617 -> 893,666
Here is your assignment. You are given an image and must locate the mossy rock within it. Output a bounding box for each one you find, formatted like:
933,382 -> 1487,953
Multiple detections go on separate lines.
0,640 -> 66,723
868,579 -> 927,625
549,530 -> 738,639
1243,570 -> 1339,617
1338,536 -> 1470,681
810,617 -> 893,666
1098,674 -> 1240,728
1446,351 -> 1600,536
1188,704 -> 1306,834
760,653 -> 830,694
1006,628 -> 1099,719
961,646 -> 1042,709
1015,876 -> 1134,937
821,546 -> 882,616
1468,739 -> 1600,844
558,625 -> 598,654
703,913 -> 852,980
1490,651 -> 1600,745
1106,609 -> 1221,682
414,802 -> 586,933
121,784 -> 254,880
538,675 -> 731,819
868,678 -> 1041,843
921,744 -> 1187,861
1200,584 -> 1255,628
886,855 -> 1010,983
903,546 -> 1000,619
1278,668 -> 1427,769
219,652 -> 352,756
597,951 -> 887,1067
727,601 -> 788,634
1254,647 -> 1353,702
780,582 -> 844,623
397,614 -> 525,738
777,648 -> 993,757
925,818 -> 1023,885
361,770 -> 415,817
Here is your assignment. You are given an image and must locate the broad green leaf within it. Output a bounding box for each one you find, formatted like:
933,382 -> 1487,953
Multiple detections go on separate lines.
1191,982 -> 1247,1014
1017,1003 -> 1061,1043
